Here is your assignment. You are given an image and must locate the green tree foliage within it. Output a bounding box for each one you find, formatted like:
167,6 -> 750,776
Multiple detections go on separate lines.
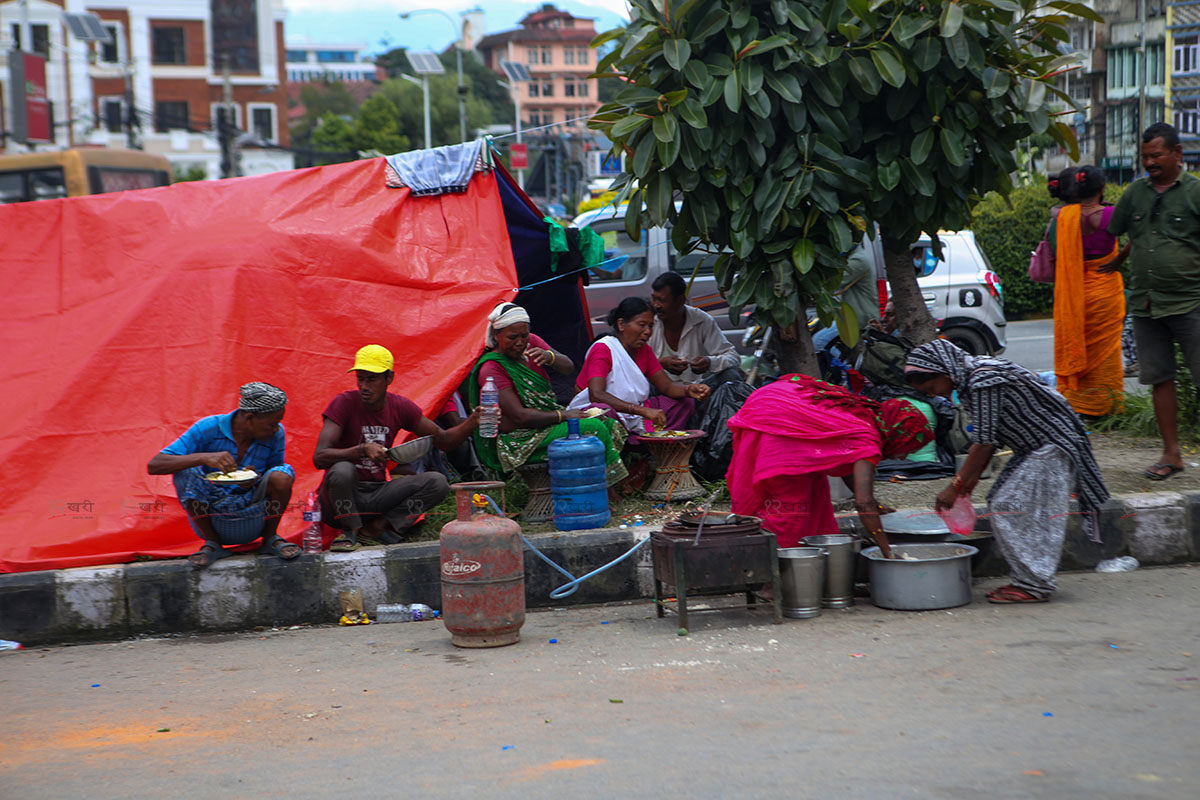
590,0 -> 1097,370
172,165 -> 208,183
290,81 -> 360,159
375,47 -> 512,138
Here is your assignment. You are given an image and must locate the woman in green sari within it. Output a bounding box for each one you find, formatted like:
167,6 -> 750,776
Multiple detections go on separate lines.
469,303 -> 628,483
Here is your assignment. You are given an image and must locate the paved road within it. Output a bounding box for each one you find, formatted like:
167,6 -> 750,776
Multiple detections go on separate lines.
1001,318 -> 1054,372
3,565 -> 1197,799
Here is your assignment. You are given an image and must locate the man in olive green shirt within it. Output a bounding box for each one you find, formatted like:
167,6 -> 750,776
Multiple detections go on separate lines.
1108,122 -> 1200,480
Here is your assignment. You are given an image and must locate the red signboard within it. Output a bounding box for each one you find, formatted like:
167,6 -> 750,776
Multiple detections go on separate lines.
510,143 -> 528,170
21,52 -> 51,142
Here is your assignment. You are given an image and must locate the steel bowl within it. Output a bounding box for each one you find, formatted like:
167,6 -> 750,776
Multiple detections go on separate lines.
386,435 -> 433,464
861,543 -> 978,610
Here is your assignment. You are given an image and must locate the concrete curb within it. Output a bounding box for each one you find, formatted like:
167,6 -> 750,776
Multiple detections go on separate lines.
3,491 -> 1198,645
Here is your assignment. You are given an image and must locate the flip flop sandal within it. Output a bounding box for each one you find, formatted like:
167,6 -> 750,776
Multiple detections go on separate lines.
329,533 -> 358,552
986,585 -> 1049,604
1144,463 -> 1184,481
258,534 -> 300,560
188,541 -> 232,569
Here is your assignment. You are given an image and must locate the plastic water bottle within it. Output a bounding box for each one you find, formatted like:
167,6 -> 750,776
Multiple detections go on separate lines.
301,491 -> 323,554
1095,556 -> 1139,573
479,375 -> 500,439
410,603 -> 437,621
375,603 -> 440,623
376,604 -> 412,623
548,417 -> 610,531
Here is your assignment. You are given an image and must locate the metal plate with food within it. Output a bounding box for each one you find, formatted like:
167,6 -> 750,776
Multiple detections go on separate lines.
205,468 -> 259,486
639,430 -> 691,438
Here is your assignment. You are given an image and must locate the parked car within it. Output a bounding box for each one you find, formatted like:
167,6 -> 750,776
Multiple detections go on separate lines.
571,207 -> 1006,356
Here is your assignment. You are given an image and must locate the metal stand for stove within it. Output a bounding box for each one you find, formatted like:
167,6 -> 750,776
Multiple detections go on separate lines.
651,530 -> 783,629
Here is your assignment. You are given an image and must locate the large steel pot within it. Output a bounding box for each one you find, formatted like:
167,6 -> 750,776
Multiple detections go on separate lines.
861,543 -> 978,610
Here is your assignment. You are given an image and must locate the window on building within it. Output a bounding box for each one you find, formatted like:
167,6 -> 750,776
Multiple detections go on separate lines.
564,79 -> 576,97
577,47 -> 589,65
212,104 -> 242,133
578,80 -> 589,98
10,23 -> 51,60
251,106 -> 275,141
100,24 -> 121,64
155,101 -> 190,132
1175,102 -> 1200,135
1148,43 -> 1165,87
152,26 -> 186,65
1068,25 -> 1093,54
1175,36 -> 1199,74
564,47 -> 575,65
286,49 -> 308,63
211,0 -> 259,72
542,81 -> 554,97
541,47 -> 552,64
528,83 -> 539,98
528,111 -> 541,127
102,99 -> 124,133
528,47 -> 538,65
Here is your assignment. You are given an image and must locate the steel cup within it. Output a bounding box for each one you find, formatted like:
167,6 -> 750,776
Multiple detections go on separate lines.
805,534 -> 857,608
777,546 -> 827,619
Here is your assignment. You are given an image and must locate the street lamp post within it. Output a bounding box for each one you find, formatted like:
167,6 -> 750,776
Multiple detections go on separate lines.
400,9 -> 467,143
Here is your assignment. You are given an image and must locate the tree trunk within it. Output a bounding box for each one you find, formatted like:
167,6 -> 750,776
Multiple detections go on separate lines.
773,318 -> 819,378
881,232 -> 938,345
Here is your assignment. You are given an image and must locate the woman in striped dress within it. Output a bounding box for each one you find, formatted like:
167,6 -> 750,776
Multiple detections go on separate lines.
904,341 -> 1110,604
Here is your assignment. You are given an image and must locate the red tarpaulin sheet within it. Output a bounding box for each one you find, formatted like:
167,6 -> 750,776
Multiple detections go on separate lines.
0,158 -> 517,573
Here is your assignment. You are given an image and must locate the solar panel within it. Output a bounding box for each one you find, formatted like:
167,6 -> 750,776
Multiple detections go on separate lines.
406,51 -> 445,75
499,60 -> 531,83
63,12 -> 112,44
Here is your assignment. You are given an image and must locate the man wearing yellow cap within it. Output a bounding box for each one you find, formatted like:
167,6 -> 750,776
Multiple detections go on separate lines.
313,345 -> 481,551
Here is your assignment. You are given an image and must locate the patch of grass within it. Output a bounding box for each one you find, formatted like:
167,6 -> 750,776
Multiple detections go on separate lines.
1088,353 -> 1198,443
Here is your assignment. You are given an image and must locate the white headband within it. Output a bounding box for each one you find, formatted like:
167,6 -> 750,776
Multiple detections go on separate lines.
485,303 -> 530,348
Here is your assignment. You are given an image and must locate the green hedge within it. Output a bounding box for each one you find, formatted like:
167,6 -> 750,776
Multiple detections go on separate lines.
969,183 -> 1056,319
970,181 -> 1127,319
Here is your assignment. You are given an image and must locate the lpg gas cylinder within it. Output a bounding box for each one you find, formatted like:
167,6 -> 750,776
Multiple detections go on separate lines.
440,481 -> 525,648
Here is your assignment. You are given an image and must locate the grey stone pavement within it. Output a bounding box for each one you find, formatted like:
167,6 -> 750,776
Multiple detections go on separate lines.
2,565 -> 1198,800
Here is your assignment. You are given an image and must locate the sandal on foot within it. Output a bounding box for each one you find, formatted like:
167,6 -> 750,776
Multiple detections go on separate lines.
188,541 -> 231,569
259,534 -> 300,560
329,532 -> 358,552
986,585 -> 1049,604
1144,462 -> 1184,481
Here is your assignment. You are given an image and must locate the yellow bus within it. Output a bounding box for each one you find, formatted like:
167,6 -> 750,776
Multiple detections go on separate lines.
0,148 -> 172,204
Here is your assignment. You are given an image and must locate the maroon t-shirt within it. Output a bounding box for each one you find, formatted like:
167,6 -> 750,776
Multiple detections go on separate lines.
323,390 -> 423,482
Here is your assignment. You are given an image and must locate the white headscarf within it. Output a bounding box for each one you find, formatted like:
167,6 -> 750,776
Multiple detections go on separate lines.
485,302 -> 531,348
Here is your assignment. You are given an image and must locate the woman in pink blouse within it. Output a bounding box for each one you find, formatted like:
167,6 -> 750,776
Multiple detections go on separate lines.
568,297 -> 710,433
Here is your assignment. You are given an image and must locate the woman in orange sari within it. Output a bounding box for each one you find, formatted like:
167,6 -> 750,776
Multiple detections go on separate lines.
1050,166 -> 1130,417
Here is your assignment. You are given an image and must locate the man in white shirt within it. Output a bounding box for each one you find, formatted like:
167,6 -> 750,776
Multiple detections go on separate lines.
649,272 -> 745,388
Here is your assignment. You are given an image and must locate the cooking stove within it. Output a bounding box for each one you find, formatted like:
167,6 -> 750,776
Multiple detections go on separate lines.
651,512 -> 783,629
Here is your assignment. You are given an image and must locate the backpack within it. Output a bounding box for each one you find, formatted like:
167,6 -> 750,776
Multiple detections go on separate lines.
854,329 -> 914,391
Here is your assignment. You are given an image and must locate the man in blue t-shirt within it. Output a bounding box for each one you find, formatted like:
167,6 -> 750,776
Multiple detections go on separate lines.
148,382 -> 297,568
314,345 -> 480,551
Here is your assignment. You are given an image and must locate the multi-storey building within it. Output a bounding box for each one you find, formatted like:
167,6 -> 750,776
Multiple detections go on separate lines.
0,0 -> 292,178
284,42 -> 375,84
475,3 -> 601,132
1167,1 -> 1200,161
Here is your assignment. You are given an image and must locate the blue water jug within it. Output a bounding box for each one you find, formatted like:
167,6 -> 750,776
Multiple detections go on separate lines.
548,418 -> 610,531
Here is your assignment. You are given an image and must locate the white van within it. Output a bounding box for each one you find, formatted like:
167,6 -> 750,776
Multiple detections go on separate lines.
571,207 -> 1007,355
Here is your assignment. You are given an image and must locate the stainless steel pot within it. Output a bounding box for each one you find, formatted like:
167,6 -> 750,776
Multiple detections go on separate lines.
861,543 -> 978,610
